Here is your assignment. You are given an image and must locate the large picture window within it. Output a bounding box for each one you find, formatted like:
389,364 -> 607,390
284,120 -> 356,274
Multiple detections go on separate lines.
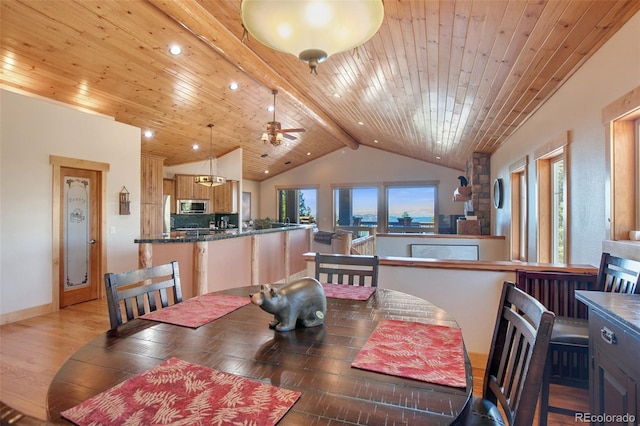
386,185 -> 436,232
334,187 -> 378,227
332,182 -> 438,234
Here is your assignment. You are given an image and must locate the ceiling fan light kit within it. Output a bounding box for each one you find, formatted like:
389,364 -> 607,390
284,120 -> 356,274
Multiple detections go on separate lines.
261,90 -> 305,147
241,0 -> 384,73
195,124 -> 227,187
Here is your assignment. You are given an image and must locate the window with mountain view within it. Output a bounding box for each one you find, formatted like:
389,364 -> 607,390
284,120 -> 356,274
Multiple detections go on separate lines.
386,185 -> 436,231
334,187 -> 378,227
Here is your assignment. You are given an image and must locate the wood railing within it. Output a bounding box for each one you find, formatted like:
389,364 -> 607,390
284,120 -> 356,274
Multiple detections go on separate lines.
351,234 -> 376,255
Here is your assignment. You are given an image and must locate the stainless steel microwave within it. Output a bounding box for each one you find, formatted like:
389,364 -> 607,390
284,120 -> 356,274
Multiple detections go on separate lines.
178,200 -> 208,214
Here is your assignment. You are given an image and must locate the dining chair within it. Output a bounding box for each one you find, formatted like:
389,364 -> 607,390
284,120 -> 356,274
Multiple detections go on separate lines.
516,269 -> 598,394
0,400 -> 41,425
314,253 -> 379,287
537,252 -> 640,425
104,261 -> 183,330
460,281 -> 555,426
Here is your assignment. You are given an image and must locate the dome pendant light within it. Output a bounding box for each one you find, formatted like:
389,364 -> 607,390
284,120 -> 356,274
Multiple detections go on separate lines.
195,124 -> 227,187
241,0 -> 384,74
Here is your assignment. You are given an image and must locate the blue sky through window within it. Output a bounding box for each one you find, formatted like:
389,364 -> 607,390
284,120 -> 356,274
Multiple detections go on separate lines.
388,186 -> 435,222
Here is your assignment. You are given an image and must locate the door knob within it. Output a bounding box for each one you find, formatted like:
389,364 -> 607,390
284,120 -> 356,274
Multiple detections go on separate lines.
88,239 -> 97,244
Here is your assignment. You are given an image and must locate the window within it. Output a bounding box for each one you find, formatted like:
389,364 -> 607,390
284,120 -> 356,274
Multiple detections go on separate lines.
386,185 -> 436,232
536,132 -> 568,263
550,156 -> 565,263
509,156 -> 528,261
602,87 -> 640,240
277,187 -> 317,223
334,187 -> 378,227
332,182 -> 438,234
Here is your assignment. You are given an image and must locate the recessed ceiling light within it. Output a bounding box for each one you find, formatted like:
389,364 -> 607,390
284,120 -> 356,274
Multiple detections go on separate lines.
192,144 -> 199,150
358,121 -> 364,126
143,130 -> 153,138
168,44 -> 182,55
436,156 -> 441,160
264,170 -> 269,174
333,93 -> 341,98
436,140 -> 442,144
229,82 -> 239,90
306,152 -> 311,156
374,139 -> 379,143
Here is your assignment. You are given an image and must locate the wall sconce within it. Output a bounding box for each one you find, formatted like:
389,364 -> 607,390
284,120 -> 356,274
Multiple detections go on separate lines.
119,186 -> 130,215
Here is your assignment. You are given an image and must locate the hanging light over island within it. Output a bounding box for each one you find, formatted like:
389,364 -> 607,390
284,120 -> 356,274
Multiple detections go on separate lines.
195,124 -> 227,187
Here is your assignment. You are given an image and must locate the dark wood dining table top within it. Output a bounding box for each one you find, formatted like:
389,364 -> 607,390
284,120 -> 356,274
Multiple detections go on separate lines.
47,286 -> 472,425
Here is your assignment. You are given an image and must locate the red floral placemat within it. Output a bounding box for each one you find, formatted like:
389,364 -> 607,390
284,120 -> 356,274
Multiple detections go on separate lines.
61,357 -> 300,425
141,293 -> 250,328
352,319 -> 467,388
321,283 -> 376,300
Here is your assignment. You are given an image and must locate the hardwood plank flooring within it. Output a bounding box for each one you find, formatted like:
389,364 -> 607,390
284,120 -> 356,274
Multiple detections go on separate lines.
1,298 -> 588,424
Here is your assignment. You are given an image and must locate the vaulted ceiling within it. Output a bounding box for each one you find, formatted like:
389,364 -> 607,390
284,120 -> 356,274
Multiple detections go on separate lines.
2,1 -> 638,181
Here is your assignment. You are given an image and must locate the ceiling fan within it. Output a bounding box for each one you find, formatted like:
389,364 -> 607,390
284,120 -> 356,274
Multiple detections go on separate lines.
261,89 -> 305,146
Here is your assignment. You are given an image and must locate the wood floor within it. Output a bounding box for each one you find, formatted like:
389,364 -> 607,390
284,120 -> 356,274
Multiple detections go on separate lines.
1,298 -> 588,425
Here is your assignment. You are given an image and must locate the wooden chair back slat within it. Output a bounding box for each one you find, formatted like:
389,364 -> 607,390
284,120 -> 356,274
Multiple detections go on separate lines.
104,261 -> 183,330
597,253 -> 640,294
483,281 -> 555,426
516,270 -> 598,318
314,253 -> 379,287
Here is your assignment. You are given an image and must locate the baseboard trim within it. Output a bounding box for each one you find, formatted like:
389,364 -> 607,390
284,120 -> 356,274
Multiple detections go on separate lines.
0,303 -> 52,325
468,351 -> 489,370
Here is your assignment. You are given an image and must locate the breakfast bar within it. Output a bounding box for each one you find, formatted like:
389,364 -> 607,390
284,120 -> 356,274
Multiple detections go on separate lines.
135,225 -> 313,299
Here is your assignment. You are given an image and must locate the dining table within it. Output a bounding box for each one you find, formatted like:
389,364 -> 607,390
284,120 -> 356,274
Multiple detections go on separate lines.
47,285 -> 473,425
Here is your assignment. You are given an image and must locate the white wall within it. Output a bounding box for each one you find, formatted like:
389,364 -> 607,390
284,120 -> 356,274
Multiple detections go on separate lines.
491,12 -> 640,266
0,89 -> 141,317
377,235 -> 507,261
163,147 -> 243,182
259,145 -> 465,230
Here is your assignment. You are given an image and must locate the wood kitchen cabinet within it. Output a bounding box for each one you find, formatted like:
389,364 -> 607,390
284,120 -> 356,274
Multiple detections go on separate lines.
175,174 -> 209,200
211,182 -> 233,213
175,174 -> 234,213
140,154 -> 165,235
576,291 -> 640,425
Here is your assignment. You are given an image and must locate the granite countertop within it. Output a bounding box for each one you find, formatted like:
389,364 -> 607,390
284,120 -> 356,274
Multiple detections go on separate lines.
575,290 -> 640,340
135,224 -> 311,243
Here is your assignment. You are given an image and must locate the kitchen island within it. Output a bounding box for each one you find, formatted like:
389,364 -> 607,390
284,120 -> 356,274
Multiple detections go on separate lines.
135,225 -> 313,299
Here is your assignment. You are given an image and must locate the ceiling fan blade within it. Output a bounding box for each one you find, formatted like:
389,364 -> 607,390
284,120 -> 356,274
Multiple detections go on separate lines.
280,128 -> 306,133
283,133 -> 297,141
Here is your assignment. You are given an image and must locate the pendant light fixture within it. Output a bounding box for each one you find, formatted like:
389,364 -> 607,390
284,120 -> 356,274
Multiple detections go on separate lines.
195,124 -> 227,187
241,0 -> 384,74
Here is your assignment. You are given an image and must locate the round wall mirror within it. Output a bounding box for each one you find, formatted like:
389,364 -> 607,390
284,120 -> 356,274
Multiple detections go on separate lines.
493,178 -> 503,209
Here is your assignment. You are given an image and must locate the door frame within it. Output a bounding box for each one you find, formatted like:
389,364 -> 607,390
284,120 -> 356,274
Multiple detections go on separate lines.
50,155 -> 109,311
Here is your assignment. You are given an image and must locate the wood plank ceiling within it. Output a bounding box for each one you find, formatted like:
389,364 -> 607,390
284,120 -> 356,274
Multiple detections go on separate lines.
2,0 -> 638,181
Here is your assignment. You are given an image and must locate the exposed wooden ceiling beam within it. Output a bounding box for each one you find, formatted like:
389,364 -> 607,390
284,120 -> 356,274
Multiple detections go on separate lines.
147,0 -> 360,150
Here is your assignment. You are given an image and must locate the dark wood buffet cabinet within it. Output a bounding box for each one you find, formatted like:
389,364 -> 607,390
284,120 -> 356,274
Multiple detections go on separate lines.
576,291 -> 640,425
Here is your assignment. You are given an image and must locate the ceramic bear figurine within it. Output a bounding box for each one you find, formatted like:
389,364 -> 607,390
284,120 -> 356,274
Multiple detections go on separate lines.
249,277 -> 327,331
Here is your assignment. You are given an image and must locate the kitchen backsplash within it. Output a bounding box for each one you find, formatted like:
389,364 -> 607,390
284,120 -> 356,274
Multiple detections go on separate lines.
171,213 -> 238,230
